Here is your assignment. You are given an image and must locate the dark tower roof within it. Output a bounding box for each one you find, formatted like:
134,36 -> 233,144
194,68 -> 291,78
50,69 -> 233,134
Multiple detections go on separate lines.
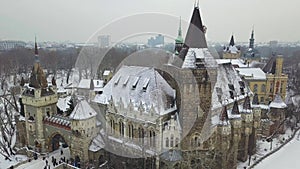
29,38 -> 48,89
243,95 -> 251,110
262,56 -> 276,74
252,93 -> 259,105
249,29 -> 255,49
219,106 -> 229,122
232,100 -> 240,115
34,37 -> 38,55
184,5 -> 207,48
229,35 -> 235,46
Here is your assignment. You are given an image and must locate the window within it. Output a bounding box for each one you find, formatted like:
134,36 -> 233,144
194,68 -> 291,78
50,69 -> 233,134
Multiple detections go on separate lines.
260,97 -> 264,103
119,121 -> 124,136
138,127 -> 144,143
170,135 -> 174,147
110,119 -> 115,134
261,84 -> 266,92
149,130 -> 156,147
253,84 -> 258,92
128,123 -> 134,138
166,137 -> 169,147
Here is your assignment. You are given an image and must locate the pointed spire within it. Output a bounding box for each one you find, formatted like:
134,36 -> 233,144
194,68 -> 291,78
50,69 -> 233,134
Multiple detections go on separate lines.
232,100 -> 240,115
175,16 -> 184,54
179,16 -> 182,37
243,95 -> 251,110
34,36 -> 38,55
219,105 -> 229,122
184,3 -> 207,48
249,28 -> 255,49
229,35 -> 235,46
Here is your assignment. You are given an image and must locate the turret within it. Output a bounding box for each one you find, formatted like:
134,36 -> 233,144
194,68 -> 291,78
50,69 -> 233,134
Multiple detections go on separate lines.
174,17 -> 184,55
249,29 -> 255,49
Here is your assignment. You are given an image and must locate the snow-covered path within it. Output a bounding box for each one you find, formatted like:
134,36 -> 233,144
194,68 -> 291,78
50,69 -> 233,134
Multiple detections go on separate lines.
254,131 -> 300,169
16,148 -> 70,169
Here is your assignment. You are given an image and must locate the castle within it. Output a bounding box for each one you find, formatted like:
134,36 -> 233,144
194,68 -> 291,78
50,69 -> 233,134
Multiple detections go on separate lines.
16,3 -> 287,169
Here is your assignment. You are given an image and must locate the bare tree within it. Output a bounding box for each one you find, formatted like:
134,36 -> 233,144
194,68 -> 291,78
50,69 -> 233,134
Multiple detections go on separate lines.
0,91 -> 19,161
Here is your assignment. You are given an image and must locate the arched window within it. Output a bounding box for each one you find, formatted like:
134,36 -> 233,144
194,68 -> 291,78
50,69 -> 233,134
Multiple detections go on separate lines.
128,123 -> 134,138
110,119 -> 115,134
170,134 -> 174,147
253,84 -> 258,92
149,130 -> 156,147
166,137 -> 169,147
261,84 -> 266,92
192,136 -> 200,147
119,120 -> 124,136
138,126 -> 144,143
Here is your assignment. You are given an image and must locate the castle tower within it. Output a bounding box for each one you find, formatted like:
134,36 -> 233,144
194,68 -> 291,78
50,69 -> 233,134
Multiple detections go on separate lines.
69,100 -> 97,167
174,17 -> 184,55
217,106 -> 232,168
250,93 -> 261,154
269,94 -> 287,135
175,3 -> 217,147
229,100 -> 242,168
249,29 -> 255,49
22,38 -> 58,152
238,95 -> 253,162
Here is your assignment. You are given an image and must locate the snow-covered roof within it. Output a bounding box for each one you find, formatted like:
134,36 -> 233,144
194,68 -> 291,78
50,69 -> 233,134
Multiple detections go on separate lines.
77,79 -> 104,89
94,66 -> 176,115
236,68 -> 266,80
103,70 -> 111,76
224,45 -> 239,54
216,59 -> 248,68
270,94 -> 287,109
211,63 -> 250,110
57,96 -> 71,112
89,133 -> 105,152
182,48 -> 217,69
57,85 -> 67,93
69,100 -> 97,120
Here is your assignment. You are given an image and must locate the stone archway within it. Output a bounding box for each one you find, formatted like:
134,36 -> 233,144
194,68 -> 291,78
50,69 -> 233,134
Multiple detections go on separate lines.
49,133 -> 68,152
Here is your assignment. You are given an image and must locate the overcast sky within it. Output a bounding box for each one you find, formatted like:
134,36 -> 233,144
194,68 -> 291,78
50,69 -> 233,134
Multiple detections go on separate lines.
1,0 -> 299,43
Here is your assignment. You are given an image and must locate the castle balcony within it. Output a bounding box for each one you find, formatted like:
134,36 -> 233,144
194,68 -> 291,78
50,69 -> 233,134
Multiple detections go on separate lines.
43,115 -> 71,131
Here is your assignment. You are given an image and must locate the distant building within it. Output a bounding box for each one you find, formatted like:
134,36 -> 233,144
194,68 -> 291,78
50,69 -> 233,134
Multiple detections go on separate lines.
243,29 -> 261,63
147,34 -> 164,47
0,40 -> 26,51
223,35 -> 241,59
98,35 -> 111,47
236,55 -> 288,104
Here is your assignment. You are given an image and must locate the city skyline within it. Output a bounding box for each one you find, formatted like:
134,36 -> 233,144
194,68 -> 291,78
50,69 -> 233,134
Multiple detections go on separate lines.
1,0 -> 300,43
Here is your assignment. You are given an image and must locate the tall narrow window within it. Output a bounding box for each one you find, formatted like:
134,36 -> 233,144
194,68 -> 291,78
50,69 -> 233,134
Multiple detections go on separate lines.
138,127 -> 144,143
166,137 -> 169,147
119,121 -> 124,136
261,84 -> 266,92
175,138 -> 179,148
253,84 -> 258,92
170,135 -> 174,147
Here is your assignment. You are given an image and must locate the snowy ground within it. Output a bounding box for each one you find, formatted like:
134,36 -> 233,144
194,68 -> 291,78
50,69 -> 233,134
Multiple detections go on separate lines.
254,130 -> 300,169
0,154 -> 28,169
238,128 -> 294,169
15,147 -> 70,169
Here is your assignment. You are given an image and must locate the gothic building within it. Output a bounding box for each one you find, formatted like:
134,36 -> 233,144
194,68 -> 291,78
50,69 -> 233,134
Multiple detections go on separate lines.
15,3 -> 287,169
88,4 -> 264,169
